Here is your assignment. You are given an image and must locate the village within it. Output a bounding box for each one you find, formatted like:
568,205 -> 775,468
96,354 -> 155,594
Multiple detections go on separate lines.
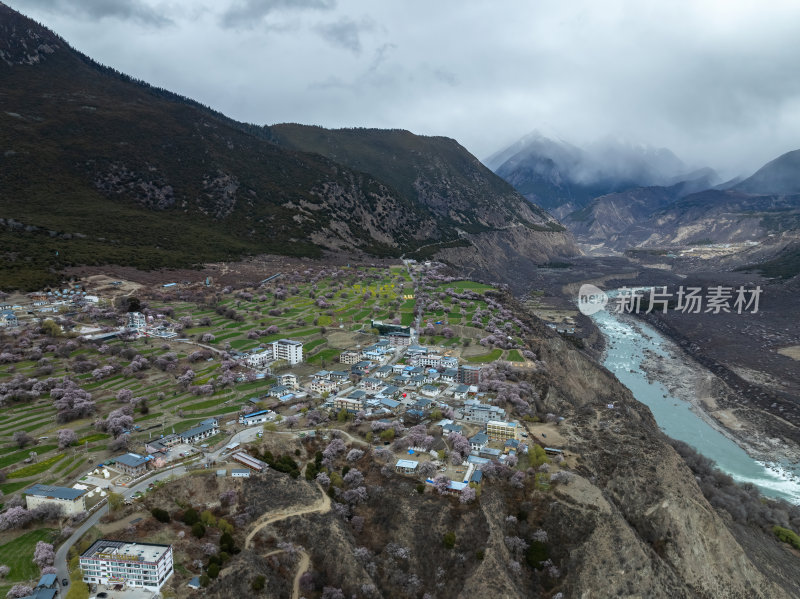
0,261 -> 571,599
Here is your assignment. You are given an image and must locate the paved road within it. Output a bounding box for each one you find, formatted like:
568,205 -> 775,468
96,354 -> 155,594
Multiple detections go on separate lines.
52,423 -> 265,589
53,419 -> 370,588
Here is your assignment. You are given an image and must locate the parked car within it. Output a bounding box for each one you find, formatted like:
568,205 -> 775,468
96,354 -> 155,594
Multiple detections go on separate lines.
62,578 -> 68,586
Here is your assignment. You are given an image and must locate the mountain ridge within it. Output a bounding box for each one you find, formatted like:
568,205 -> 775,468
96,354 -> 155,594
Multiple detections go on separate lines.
0,3 -> 576,290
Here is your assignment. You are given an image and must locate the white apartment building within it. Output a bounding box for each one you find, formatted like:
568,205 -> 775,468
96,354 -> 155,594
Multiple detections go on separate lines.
81,540 -> 174,592
127,312 -> 146,331
245,348 -> 273,369
271,339 -> 303,364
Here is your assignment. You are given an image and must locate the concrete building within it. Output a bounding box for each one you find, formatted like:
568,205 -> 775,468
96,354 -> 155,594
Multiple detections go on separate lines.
469,432 -> 489,452
486,420 -> 519,442
334,397 -> 363,413
277,373 -> 299,390
460,399 -> 505,424
239,410 -> 275,426
309,378 -> 338,394
0,310 -> 18,327
126,312 -> 146,331
231,469 -> 250,478
114,453 -> 151,477
395,459 -> 419,474
179,419 -> 219,444
384,331 -> 411,346
245,349 -> 273,369
339,350 -> 361,365
271,339 -> 303,364
458,365 -> 482,385
80,539 -> 174,592
25,484 -> 87,516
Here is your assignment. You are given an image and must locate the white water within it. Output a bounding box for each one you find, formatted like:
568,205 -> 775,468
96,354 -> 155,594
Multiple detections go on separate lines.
590,307 -> 800,504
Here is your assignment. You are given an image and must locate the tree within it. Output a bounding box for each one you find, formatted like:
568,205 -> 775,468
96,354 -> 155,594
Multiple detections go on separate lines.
0,506 -> 32,531
346,449 -> 364,462
107,492 -> 124,511
433,475 -> 450,495
13,431 -> 34,449
200,510 -> 217,527
6,585 -> 34,598
460,487 -> 477,504
57,428 -> 78,449
207,562 -> 219,579
191,522 -> 206,538
182,507 -> 199,525
99,407 -> 133,438
0,565 -> 9,578
33,541 -> 55,571
151,508 -> 170,523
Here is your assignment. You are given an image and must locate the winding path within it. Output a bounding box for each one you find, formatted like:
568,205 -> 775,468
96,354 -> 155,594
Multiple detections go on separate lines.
244,484 -> 331,599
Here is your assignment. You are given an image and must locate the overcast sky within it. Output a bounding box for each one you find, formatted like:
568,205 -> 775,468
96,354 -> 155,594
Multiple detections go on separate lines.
8,0 -> 800,178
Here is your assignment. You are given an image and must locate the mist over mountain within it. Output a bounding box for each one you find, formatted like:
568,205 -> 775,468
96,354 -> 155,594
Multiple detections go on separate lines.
734,149 -> 800,195
486,131 -> 710,217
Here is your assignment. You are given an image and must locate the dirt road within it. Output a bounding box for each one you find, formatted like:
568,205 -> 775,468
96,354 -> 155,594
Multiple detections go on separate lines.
244,484 -> 331,599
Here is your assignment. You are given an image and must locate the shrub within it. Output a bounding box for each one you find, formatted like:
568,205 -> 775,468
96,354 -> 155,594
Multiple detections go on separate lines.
251,575 -> 265,591
773,526 -> 800,550
442,531 -> 456,549
191,522 -> 206,538
151,508 -> 170,523
182,507 -> 199,525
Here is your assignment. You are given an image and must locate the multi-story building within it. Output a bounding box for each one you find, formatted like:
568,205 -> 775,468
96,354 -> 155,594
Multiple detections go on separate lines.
460,399 -> 505,423
383,332 -> 411,346
179,419 -> 219,444
114,453 -> 151,477
271,339 -> 303,364
309,378 -> 338,394
486,420 -> 519,442
0,310 -> 18,328
245,349 -> 273,369
334,397 -> 364,413
277,373 -> 299,390
80,540 -> 173,592
458,365 -> 482,385
339,350 -> 361,365
127,312 -> 146,331
413,354 -> 443,368
25,484 -> 87,516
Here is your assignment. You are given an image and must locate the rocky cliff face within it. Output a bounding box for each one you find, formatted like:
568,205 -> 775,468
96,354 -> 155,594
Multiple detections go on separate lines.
528,329 -> 791,598
433,224 -> 578,293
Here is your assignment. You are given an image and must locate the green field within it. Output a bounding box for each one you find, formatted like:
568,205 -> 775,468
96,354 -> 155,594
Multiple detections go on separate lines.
0,529 -> 57,582
7,453 -> 66,478
307,348 -> 341,364
465,349 -> 503,363
506,350 -> 524,362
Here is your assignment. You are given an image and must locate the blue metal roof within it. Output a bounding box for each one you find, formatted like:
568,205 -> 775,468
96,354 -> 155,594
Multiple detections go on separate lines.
26,484 -> 86,501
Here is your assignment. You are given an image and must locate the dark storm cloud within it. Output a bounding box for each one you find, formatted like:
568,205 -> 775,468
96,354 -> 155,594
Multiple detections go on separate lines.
220,0 -> 335,30
21,0 -> 172,26
6,0 -> 800,178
